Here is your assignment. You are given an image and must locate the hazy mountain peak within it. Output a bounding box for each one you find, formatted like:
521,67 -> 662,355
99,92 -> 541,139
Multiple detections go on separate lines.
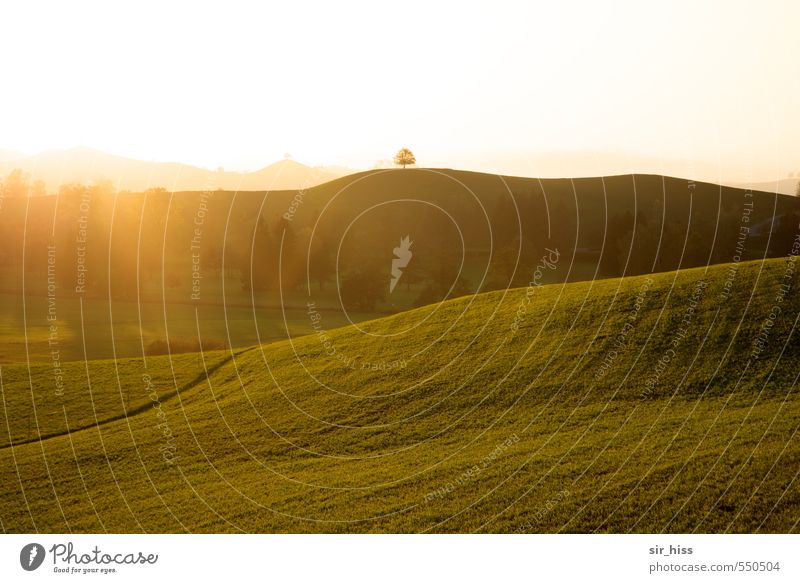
0,147 -> 348,192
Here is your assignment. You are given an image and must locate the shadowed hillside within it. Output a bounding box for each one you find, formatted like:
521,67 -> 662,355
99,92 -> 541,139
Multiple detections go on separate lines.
1,169 -> 798,363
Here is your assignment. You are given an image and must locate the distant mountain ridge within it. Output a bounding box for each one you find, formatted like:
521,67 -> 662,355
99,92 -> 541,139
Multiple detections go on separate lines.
0,146 -> 347,192
725,178 -> 799,197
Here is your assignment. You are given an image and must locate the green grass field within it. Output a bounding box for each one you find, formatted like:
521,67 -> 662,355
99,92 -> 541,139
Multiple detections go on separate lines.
0,289 -> 381,364
0,258 -> 798,533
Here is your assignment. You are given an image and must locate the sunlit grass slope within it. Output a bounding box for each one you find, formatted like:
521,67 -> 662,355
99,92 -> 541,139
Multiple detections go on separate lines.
1,258 -> 799,532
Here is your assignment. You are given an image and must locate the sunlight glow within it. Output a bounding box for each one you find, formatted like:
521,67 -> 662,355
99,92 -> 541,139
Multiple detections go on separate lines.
1,0 -> 798,182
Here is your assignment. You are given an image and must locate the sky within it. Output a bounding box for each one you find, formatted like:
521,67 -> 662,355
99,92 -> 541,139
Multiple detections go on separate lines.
2,0 -> 799,182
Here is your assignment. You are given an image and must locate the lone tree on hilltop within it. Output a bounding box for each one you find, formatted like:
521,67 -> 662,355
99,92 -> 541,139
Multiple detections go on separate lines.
393,148 -> 416,169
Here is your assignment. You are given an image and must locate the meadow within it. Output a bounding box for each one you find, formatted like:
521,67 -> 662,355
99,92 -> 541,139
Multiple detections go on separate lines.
0,288 -> 379,364
0,258 -> 797,533
2,167 -> 795,367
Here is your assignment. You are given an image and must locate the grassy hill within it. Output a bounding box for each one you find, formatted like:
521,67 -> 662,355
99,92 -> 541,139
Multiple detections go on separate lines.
1,257 -> 799,533
2,168 -> 799,364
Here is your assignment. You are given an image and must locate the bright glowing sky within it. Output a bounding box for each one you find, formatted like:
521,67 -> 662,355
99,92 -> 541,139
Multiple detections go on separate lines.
2,0 -> 799,182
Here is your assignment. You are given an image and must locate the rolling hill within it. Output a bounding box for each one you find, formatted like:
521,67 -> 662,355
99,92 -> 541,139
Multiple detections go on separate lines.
1,168 -> 799,364
0,257 -> 798,533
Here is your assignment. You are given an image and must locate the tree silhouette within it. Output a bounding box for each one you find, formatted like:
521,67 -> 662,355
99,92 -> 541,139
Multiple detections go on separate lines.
1,169 -> 30,198
308,237 -> 335,291
393,148 -> 416,168
340,262 -> 386,311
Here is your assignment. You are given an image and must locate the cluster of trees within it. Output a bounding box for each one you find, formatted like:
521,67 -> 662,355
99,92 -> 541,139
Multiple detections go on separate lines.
0,169 -> 46,198
0,180 -> 149,298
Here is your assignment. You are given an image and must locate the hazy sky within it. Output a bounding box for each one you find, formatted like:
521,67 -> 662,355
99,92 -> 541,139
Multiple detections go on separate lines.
2,0 -> 799,182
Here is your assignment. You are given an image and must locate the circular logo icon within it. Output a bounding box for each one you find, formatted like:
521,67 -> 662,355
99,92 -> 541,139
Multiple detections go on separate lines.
20,543 -> 46,571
